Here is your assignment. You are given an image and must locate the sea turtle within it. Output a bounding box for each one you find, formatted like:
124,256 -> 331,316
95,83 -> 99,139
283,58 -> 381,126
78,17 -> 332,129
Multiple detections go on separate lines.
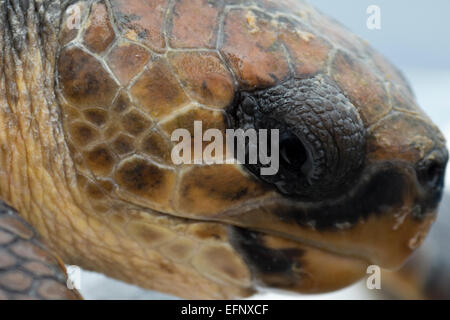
0,0 -> 447,300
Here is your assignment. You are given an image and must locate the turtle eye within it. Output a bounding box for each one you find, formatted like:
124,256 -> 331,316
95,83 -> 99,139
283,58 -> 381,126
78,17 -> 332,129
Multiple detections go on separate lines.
227,76 -> 366,201
279,133 -> 308,172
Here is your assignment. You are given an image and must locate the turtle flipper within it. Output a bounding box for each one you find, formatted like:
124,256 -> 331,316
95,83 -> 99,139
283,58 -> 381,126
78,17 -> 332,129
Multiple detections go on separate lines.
0,201 -> 81,300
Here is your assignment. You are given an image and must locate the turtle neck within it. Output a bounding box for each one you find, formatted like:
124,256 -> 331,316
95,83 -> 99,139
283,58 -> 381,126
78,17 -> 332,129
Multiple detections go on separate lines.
0,0 -> 77,217
0,0 -> 64,113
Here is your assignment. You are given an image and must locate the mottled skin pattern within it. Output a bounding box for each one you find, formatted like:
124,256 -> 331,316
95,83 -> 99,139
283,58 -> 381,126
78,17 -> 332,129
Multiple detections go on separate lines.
0,0 -> 447,299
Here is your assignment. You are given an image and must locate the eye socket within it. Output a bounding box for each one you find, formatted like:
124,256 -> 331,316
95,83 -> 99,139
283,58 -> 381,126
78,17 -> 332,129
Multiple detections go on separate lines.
279,133 -> 308,172
228,77 -> 367,200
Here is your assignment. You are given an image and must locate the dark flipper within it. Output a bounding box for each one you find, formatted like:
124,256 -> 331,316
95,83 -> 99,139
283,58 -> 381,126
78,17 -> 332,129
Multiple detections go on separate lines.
0,201 -> 81,300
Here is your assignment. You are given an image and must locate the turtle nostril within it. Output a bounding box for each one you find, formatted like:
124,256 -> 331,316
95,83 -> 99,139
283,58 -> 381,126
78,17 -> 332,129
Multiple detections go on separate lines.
415,148 -> 448,209
426,162 -> 442,187
417,160 -> 445,191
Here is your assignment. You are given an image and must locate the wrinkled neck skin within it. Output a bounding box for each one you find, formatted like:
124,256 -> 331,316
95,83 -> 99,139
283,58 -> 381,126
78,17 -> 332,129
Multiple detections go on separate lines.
0,0 -> 129,283
0,0 -> 86,261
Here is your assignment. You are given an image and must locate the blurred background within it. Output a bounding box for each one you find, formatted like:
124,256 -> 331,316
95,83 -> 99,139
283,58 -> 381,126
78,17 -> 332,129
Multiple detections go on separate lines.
78,0 -> 450,299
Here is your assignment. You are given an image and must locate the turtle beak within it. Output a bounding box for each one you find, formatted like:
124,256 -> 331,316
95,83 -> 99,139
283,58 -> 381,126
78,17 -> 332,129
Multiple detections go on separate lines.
219,118 -> 448,294
226,151 -> 447,294
222,145 -> 448,277
224,158 -> 445,269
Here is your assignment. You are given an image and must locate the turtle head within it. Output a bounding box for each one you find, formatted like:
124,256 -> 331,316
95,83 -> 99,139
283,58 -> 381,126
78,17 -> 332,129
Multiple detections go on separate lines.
52,0 -> 445,296
220,70 -> 448,293
197,4 -> 449,295
1,0 -> 447,299
166,67 -> 447,295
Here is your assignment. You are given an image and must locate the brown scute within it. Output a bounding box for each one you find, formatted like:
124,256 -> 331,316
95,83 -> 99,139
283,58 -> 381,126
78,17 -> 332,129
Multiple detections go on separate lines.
104,123 -> 122,140
130,58 -> 189,120
58,47 -> 119,108
331,50 -> 391,126
83,109 -> 108,127
68,122 -> 99,147
115,157 -> 175,206
83,2 -> 116,54
116,159 -> 163,191
221,9 -> 290,89
390,84 -> 426,116
110,0 -> 169,52
112,134 -> 135,155
168,51 -> 235,108
369,48 -> 414,96
84,145 -> 115,176
122,109 -> 152,136
141,131 -> 173,163
169,0 -> 221,49
112,90 -> 133,113
177,165 -> 269,216
162,108 -> 226,136
367,113 -> 438,164
107,41 -> 151,85
161,107 -> 227,162
278,19 -> 331,77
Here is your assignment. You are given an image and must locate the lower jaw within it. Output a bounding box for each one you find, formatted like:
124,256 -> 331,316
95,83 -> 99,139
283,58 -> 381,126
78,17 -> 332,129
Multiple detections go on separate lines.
229,227 -> 369,294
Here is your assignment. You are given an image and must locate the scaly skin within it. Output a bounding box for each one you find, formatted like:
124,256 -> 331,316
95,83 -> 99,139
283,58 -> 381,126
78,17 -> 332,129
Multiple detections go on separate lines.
0,201 -> 80,300
0,0 -> 447,299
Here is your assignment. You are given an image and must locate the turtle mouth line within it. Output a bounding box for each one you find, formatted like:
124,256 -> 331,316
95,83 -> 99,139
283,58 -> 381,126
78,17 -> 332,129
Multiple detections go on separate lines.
213,160 -> 438,267
218,160 -> 423,225
228,226 -> 370,294
136,202 -> 371,267
131,160 -> 435,269
140,204 -> 373,268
